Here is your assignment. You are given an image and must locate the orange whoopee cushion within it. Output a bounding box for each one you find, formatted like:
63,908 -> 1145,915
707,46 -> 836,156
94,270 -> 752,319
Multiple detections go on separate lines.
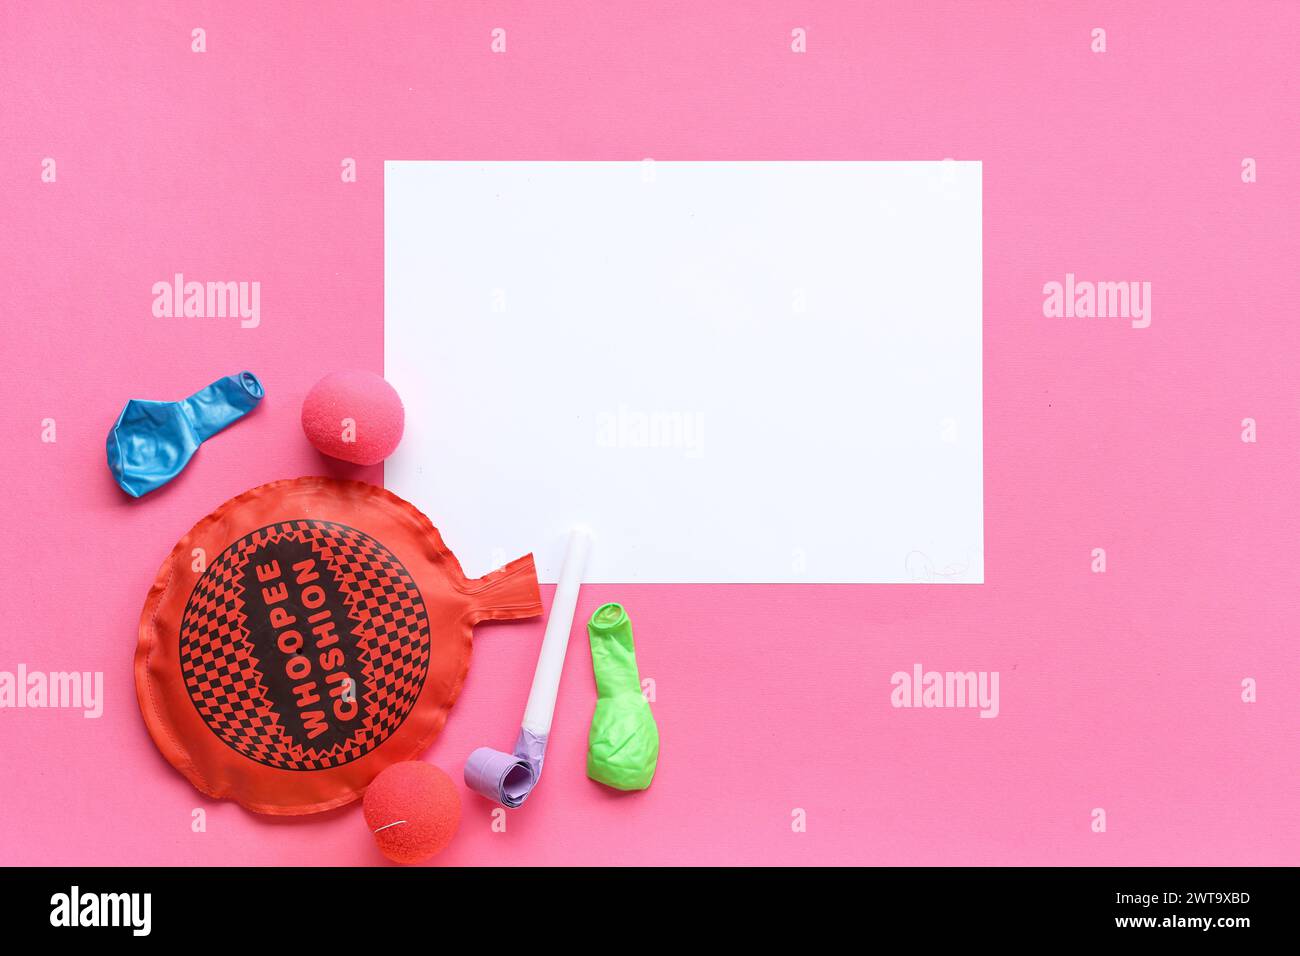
134,476 -> 542,815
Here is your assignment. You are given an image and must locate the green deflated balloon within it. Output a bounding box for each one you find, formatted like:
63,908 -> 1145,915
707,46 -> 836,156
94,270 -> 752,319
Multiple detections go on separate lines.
586,603 -> 659,791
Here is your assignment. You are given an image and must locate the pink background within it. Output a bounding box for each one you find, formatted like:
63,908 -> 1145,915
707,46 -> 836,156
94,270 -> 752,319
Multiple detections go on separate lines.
2,2 -> 1298,865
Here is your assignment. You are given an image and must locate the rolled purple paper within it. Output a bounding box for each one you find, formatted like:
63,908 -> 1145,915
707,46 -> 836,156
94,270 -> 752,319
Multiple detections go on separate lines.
463,728 -> 548,808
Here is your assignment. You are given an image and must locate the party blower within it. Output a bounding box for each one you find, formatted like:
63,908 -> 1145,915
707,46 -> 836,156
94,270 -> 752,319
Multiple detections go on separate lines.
465,528 -> 591,808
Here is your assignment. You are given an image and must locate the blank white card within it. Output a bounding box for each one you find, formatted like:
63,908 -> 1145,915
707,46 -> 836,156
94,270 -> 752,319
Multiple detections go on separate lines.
385,162 -> 982,583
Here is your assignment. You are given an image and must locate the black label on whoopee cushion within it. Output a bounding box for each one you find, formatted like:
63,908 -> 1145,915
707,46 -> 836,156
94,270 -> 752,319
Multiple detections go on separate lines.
240,534 -> 363,753
178,521 -> 432,771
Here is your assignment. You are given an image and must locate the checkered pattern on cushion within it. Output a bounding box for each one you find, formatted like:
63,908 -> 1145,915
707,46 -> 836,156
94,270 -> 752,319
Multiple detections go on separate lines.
179,520 -> 431,770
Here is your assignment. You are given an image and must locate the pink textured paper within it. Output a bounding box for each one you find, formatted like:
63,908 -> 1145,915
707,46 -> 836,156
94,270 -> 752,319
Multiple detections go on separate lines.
1,2 -> 1297,865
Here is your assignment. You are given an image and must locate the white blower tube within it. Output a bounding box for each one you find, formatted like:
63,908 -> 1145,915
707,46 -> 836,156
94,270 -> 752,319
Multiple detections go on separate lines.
522,527 -> 591,737
463,527 -> 591,808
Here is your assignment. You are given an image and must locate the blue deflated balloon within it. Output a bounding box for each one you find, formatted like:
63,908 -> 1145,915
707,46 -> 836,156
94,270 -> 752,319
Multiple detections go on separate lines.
107,371 -> 264,497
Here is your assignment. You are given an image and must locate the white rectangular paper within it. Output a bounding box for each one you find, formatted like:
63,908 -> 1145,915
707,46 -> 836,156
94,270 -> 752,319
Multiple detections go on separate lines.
385,161 -> 982,583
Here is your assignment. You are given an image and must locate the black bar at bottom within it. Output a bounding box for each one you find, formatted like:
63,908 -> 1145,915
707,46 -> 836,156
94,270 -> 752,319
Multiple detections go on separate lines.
0,866 -> 1288,941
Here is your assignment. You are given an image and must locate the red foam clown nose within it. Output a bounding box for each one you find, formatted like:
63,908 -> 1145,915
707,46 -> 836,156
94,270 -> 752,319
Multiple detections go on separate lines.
135,477 -> 541,815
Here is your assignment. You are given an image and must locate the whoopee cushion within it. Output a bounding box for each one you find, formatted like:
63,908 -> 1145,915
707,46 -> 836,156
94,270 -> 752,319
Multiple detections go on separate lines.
135,477 -> 542,815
